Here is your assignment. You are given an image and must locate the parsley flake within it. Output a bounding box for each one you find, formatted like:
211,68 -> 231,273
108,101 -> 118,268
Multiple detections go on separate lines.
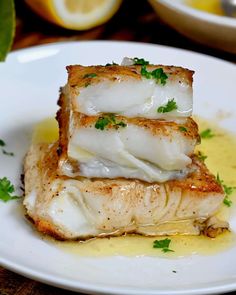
216,173 -> 236,207
157,99 -> 178,113
133,57 -> 150,66
0,177 -> 20,202
95,114 -> 127,131
83,73 -> 97,79
95,117 -> 110,131
197,151 -> 207,162
179,126 -> 188,132
2,149 -> 14,156
0,139 -> 14,156
200,129 -> 215,139
223,197 -> 232,207
141,65 -> 168,85
153,238 -> 174,253
0,139 -> 5,146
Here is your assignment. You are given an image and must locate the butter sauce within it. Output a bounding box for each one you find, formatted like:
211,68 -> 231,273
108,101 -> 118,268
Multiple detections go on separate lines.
34,117 -> 236,257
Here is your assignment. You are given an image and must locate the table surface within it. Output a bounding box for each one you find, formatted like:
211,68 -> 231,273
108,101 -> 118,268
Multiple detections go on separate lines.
1,0 -> 236,294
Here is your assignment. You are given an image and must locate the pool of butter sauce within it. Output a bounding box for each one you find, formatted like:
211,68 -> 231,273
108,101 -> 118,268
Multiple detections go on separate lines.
33,117 -> 236,257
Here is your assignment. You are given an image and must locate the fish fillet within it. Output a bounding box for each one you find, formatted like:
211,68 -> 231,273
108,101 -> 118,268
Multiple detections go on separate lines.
23,143 -> 228,240
57,92 -> 200,182
64,64 -> 193,119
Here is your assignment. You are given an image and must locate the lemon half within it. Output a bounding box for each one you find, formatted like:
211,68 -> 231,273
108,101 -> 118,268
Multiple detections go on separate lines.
25,0 -> 123,30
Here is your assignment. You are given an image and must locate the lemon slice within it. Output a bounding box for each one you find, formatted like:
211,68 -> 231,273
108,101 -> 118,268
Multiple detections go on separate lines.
25,0 -> 123,30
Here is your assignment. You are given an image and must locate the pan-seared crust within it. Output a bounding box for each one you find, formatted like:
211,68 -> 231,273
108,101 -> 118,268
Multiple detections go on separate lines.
76,113 -> 200,140
67,65 -> 194,89
24,143 -> 227,240
56,89 -> 70,166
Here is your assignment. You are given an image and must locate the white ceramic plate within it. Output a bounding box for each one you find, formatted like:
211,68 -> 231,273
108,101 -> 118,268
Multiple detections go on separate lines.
0,41 -> 236,295
149,0 -> 236,54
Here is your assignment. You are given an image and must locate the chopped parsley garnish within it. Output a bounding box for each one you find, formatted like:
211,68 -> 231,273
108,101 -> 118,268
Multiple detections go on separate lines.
223,198 -> 232,207
157,99 -> 178,113
83,73 -> 97,79
0,139 -> 5,146
95,114 -> 127,131
95,117 -> 110,131
84,82 -> 90,88
105,62 -> 118,66
179,126 -> 188,132
141,65 -> 168,85
197,151 -> 207,162
2,149 -> 14,156
153,238 -> 174,253
200,128 -> 215,139
0,139 -> 14,156
133,57 -> 150,65
0,177 -> 20,202
216,173 -> 236,207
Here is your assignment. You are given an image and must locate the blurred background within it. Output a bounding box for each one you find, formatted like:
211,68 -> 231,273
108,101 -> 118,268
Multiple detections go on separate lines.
12,0 -> 236,62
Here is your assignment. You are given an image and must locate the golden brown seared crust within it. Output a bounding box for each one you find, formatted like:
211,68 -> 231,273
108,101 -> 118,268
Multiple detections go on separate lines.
77,113 -> 200,141
169,156 -> 224,194
56,89 -> 70,169
66,64 -> 194,88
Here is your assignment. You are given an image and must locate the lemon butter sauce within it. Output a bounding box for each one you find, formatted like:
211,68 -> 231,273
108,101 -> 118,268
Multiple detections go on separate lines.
34,117 -> 236,257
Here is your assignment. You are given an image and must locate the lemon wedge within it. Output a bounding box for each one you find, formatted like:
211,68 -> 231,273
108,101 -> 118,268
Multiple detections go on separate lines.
25,0 -> 123,30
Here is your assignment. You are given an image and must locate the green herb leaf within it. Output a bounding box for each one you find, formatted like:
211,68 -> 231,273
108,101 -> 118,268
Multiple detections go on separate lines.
197,151 -> 207,162
151,68 -> 168,85
141,66 -> 168,85
0,139 -> 5,147
95,117 -> 110,131
133,57 -> 150,65
95,114 -> 127,131
157,99 -> 178,113
0,0 -> 15,61
83,73 -> 97,79
216,173 -> 236,207
2,149 -> 14,156
200,129 -> 215,139
223,197 -> 232,207
153,238 -> 174,253
179,126 -> 188,132
0,177 -> 20,202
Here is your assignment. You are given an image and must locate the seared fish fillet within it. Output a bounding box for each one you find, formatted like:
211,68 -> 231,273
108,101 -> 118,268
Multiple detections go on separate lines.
23,143 -> 228,240
64,64 -> 193,119
57,93 -> 200,182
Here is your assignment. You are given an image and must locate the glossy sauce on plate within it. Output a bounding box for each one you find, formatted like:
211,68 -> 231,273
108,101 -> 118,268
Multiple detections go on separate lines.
34,117 -> 236,257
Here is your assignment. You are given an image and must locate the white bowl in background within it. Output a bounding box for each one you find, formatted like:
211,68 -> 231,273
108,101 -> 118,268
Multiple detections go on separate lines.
149,0 -> 236,54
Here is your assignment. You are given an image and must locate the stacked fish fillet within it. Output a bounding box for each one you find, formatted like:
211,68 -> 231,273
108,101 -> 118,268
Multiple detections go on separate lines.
24,58 -> 228,240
